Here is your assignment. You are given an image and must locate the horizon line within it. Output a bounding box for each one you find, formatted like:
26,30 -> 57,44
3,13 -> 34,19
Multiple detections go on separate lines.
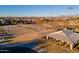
0,15 -> 79,17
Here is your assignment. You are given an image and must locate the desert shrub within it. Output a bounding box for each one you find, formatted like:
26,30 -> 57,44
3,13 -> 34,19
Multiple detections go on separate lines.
41,36 -> 47,39
75,40 -> 79,49
10,19 -> 17,25
56,40 -> 63,45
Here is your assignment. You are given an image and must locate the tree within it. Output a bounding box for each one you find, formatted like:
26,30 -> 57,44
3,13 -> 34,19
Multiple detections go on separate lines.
10,19 -> 17,25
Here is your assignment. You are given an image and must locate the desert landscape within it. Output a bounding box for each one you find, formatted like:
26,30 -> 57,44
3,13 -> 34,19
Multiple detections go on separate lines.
0,5 -> 79,53
0,16 -> 79,53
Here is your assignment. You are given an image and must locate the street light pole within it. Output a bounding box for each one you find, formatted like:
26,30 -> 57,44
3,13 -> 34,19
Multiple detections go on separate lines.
68,7 -> 73,29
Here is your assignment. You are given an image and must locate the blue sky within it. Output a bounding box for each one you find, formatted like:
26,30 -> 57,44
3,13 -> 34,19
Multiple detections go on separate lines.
0,5 -> 79,16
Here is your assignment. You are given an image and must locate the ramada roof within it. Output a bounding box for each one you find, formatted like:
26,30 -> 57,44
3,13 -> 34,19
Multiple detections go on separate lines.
47,29 -> 79,44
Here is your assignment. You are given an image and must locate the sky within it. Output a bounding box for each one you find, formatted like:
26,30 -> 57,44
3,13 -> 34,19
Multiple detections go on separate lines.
0,5 -> 79,16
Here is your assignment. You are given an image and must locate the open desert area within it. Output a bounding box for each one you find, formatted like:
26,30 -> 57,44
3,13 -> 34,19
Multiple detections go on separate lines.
0,16 -> 79,53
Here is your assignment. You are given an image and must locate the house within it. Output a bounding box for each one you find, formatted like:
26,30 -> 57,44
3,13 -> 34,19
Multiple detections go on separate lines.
46,29 -> 79,50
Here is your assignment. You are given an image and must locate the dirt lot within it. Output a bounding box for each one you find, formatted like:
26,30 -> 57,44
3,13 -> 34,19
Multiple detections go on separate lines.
0,24 -> 79,53
1,24 -> 54,43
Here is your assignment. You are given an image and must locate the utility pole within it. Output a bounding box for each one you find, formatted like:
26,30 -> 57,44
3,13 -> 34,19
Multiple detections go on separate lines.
68,7 -> 73,29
